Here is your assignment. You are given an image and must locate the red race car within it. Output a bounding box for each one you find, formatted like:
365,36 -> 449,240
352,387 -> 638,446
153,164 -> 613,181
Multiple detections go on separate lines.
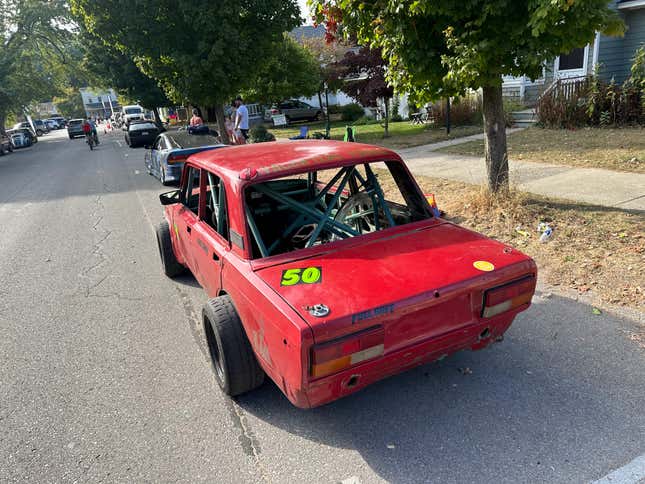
156,140 -> 537,408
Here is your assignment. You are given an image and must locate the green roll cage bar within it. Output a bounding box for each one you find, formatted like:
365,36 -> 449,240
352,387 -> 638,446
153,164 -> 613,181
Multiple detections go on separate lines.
245,164 -> 396,258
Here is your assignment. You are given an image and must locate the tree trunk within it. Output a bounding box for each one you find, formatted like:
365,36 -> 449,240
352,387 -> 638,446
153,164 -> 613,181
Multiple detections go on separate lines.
0,110 -> 6,136
153,107 -> 162,125
383,98 -> 390,138
482,85 -> 509,193
215,103 -> 229,145
317,90 -> 324,110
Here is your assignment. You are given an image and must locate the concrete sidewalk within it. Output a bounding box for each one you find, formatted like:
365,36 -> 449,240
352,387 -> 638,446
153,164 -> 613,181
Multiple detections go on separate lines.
397,145 -> 645,211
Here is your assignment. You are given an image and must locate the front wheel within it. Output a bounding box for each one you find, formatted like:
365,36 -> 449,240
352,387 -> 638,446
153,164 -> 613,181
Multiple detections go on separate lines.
155,220 -> 185,277
203,295 -> 265,396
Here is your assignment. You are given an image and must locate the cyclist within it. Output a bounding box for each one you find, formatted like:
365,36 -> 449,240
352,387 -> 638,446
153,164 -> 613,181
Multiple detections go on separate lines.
82,118 -> 99,145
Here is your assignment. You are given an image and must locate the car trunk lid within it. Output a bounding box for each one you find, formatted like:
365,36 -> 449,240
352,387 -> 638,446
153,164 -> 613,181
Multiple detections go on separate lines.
256,222 -> 536,350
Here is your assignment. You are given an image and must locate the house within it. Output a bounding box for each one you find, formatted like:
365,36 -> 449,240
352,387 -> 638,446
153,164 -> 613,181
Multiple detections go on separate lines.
503,0 -> 644,104
79,88 -> 121,119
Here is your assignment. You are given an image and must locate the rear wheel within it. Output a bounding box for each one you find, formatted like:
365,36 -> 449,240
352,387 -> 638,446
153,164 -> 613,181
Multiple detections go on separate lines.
155,220 -> 185,277
203,295 -> 265,396
8,143 -> 13,153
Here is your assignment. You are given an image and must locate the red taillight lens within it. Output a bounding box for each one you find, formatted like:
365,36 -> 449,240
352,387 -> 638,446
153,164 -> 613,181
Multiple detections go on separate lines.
483,275 -> 535,318
311,326 -> 384,378
167,155 -> 187,165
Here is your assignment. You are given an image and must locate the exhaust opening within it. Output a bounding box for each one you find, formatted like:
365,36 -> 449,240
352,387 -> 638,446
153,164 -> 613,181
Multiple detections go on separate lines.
346,375 -> 360,388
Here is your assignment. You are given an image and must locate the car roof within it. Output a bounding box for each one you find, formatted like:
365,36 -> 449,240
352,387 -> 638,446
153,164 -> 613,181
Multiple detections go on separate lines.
165,131 -> 219,149
187,140 -> 401,184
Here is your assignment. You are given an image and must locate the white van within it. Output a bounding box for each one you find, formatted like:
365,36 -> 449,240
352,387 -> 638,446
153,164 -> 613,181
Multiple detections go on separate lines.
122,105 -> 145,125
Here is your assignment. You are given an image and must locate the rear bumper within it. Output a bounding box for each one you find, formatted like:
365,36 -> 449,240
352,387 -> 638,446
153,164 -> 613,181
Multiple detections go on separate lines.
292,310 -> 523,409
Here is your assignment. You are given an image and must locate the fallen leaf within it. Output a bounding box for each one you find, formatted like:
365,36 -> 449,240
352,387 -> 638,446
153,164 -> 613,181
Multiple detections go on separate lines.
592,307 -> 602,315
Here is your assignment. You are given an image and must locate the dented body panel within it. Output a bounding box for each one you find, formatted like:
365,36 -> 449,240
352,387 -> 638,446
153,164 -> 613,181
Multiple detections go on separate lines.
162,140 -> 537,408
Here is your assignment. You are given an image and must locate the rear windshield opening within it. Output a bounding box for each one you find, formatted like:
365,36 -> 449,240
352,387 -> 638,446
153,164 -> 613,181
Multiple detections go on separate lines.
244,161 -> 433,259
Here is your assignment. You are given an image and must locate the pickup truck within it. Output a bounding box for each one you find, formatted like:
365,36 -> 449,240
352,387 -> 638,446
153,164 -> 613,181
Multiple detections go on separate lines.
156,141 -> 537,408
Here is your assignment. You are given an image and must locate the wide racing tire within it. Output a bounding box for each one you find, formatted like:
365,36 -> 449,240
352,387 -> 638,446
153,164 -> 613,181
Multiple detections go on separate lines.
203,295 -> 265,397
155,220 -> 185,278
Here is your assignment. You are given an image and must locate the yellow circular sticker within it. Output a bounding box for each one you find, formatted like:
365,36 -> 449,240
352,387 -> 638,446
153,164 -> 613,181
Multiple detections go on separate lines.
473,260 -> 495,272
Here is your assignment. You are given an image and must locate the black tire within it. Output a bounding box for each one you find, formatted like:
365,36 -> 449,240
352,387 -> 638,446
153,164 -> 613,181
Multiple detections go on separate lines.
0,146 -> 4,156
203,295 -> 265,396
8,143 -> 13,153
69,135 -> 73,139
36,129 -> 43,136
155,220 -> 185,277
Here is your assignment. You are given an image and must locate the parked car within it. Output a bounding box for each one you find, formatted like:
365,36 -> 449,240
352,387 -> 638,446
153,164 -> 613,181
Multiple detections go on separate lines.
0,132 -> 14,155
155,140 -> 537,408
67,119 -> 86,139
144,131 -> 223,185
125,120 -> 161,148
264,100 -> 322,123
33,119 -> 49,135
12,122 -> 38,140
44,119 -> 58,130
6,129 -> 33,148
49,116 -> 67,128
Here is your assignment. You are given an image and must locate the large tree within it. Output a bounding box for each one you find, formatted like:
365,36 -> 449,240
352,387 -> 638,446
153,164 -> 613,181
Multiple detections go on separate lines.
72,0 -> 301,140
80,30 -> 171,122
312,0 -> 623,192
243,35 -> 320,105
331,47 -> 394,136
0,0 -> 72,133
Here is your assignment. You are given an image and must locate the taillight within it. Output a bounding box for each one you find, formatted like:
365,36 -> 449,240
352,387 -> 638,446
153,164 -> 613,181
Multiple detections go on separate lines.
167,155 -> 187,165
482,275 -> 535,318
311,326 -> 384,378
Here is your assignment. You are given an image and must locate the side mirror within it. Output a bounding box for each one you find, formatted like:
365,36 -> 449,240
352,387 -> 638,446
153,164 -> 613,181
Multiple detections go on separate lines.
159,189 -> 180,205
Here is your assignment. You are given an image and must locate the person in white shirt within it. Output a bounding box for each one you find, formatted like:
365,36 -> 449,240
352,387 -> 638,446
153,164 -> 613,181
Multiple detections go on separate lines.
234,96 -> 249,142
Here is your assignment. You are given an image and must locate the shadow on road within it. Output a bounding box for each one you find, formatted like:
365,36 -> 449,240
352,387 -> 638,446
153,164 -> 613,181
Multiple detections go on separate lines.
236,293 -> 644,483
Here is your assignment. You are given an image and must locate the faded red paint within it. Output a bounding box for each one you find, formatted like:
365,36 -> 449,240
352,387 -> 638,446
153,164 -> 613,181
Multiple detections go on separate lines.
163,140 -> 537,408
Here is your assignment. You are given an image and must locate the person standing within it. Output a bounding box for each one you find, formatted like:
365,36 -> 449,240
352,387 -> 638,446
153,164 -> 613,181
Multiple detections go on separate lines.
189,108 -> 204,127
234,96 -> 249,143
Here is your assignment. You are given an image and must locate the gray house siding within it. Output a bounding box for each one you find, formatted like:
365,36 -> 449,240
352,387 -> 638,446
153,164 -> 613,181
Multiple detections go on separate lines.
598,4 -> 645,83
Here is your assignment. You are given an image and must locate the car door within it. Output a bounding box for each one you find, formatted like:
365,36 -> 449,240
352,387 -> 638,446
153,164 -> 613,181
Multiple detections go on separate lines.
190,169 -> 230,297
173,165 -> 201,273
145,136 -> 160,174
152,136 -> 166,177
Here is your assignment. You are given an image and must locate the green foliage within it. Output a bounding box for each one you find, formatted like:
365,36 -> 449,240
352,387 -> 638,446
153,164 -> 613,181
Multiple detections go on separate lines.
340,103 -> 364,121
243,35 -> 320,104
0,0 -> 73,130
80,29 -> 170,114
391,97 -> 402,122
54,89 -> 86,118
313,0 -> 624,103
249,125 -> 276,143
72,0 -> 301,108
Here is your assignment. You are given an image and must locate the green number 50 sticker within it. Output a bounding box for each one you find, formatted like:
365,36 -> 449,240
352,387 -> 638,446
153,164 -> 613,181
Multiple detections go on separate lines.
280,267 -> 322,286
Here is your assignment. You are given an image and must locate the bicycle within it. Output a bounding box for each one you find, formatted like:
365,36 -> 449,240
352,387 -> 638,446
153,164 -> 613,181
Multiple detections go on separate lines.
86,132 -> 95,151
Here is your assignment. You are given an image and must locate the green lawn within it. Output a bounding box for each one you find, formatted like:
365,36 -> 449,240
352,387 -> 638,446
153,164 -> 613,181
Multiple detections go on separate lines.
437,127 -> 645,173
268,120 -> 482,150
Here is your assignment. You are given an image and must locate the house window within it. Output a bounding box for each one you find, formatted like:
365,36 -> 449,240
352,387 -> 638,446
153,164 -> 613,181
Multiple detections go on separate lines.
559,47 -> 585,71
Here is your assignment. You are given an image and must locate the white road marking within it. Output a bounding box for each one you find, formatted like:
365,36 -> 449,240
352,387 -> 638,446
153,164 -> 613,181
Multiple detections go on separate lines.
591,453 -> 645,484
341,477 -> 361,484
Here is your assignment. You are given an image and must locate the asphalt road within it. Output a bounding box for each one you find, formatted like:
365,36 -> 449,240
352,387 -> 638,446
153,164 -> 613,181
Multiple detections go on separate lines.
1,128 -> 643,483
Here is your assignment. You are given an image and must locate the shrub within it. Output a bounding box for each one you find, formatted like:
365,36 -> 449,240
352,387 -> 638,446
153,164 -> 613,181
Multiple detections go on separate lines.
537,48 -> 645,128
431,94 -> 483,126
340,103 -> 365,122
391,97 -> 403,122
249,125 -> 276,143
